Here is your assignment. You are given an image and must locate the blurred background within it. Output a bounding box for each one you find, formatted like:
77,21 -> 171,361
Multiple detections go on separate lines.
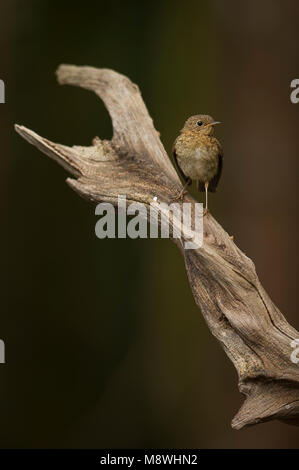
0,0 -> 298,448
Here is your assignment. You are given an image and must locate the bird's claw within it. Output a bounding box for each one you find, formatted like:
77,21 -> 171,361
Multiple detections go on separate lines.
171,189 -> 188,202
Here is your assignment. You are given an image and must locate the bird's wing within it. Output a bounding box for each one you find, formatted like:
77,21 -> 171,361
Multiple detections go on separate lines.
209,151 -> 223,193
172,139 -> 190,184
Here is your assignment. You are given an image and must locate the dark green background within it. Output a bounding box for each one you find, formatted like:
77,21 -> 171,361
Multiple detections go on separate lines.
0,0 -> 298,448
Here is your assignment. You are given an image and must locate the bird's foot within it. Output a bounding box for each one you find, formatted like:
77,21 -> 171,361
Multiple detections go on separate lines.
171,189 -> 188,202
229,235 -> 234,241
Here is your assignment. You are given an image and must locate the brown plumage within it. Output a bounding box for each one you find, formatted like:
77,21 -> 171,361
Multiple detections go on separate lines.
172,114 -> 223,211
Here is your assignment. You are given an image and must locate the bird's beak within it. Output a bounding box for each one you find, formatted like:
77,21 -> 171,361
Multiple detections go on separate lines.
203,121 -> 221,129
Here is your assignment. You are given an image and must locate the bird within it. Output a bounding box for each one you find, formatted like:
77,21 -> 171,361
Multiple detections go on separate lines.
172,114 -> 223,213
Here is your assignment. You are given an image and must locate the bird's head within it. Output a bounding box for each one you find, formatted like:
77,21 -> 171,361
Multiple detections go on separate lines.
181,114 -> 220,136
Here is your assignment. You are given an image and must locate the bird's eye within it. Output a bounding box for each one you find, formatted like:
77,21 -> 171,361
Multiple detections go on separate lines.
197,121 -> 203,126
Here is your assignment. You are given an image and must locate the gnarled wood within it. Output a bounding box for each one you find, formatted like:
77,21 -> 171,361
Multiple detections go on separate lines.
15,65 -> 299,429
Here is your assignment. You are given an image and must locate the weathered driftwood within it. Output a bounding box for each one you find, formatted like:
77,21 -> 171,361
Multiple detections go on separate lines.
15,65 -> 299,429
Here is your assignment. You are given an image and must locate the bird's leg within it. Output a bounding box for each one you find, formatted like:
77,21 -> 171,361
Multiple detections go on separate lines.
204,181 -> 209,216
172,178 -> 191,202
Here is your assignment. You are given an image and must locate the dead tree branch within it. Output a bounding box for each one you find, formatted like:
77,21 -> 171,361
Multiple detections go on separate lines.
15,65 -> 299,429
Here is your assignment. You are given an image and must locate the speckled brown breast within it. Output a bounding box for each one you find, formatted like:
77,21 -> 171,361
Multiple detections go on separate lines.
174,133 -> 220,183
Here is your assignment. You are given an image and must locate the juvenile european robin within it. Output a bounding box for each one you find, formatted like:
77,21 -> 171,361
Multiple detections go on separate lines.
172,114 -> 223,213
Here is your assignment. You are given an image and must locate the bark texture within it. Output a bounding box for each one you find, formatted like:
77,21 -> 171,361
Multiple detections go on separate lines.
15,65 -> 299,429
